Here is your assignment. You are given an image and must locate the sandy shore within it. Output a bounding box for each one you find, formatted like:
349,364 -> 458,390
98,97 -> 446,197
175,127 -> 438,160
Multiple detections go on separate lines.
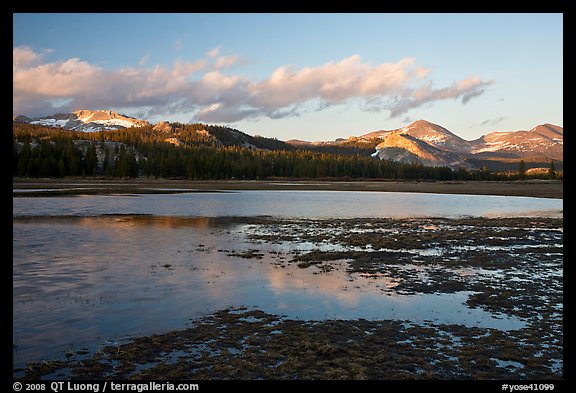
13,178 -> 563,199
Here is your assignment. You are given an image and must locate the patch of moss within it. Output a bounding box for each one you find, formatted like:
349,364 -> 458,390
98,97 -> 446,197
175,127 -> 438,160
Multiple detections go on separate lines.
17,307 -> 562,380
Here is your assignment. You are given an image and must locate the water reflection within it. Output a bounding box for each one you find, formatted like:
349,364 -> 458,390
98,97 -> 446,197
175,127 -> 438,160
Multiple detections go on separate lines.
13,190 -> 563,219
14,215 -> 529,370
79,215 -> 217,229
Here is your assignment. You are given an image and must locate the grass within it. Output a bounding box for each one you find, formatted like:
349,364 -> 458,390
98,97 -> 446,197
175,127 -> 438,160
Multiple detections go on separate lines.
13,177 -> 563,199
17,307 -> 562,380
14,215 -> 563,380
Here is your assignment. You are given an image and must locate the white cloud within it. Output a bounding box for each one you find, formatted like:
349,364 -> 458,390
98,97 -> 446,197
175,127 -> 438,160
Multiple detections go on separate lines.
206,45 -> 222,58
13,46 -> 494,123
214,54 -> 240,69
138,54 -> 150,66
13,46 -> 42,69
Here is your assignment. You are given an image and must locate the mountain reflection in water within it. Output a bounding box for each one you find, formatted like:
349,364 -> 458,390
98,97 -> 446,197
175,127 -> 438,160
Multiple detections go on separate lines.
13,191 -> 561,371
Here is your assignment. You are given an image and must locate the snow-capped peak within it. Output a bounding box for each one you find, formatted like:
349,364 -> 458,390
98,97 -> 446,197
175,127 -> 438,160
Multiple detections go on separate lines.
15,110 -> 150,132
371,120 -> 563,169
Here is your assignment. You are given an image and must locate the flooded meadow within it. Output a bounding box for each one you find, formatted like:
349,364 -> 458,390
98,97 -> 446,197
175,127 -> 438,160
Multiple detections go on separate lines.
12,189 -> 563,379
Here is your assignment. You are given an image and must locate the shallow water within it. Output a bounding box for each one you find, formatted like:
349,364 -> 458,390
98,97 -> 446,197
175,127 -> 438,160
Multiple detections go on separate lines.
13,190 -> 562,219
12,191 -> 562,371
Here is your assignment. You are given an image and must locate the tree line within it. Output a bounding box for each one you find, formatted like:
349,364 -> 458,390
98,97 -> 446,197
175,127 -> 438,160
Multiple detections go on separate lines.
12,123 -> 559,181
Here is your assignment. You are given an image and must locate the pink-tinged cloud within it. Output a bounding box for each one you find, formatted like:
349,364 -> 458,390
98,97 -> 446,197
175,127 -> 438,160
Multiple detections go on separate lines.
13,46 -> 493,122
206,45 -> 222,58
248,56 -> 422,109
386,76 -> 495,118
214,54 -> 241,69
13,46 -> 43,69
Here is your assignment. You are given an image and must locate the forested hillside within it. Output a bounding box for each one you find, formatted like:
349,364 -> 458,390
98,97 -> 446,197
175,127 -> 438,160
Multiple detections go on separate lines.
12,123 -> 559,181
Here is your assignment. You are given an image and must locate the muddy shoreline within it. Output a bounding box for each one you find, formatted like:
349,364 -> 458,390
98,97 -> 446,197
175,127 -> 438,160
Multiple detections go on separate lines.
15,215 -> 563,380
13,178 -> 563,199
19,307 -> 561,380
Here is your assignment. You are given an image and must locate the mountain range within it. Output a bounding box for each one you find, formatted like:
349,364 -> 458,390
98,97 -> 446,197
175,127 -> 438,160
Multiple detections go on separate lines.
290,120 -> 563,170
14,110 -> 562,171
373,120 -> 562,169
13,110 -> 149,132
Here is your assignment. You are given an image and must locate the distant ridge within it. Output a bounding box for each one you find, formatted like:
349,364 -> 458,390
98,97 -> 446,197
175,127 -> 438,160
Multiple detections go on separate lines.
13,111 -> 562,170
288,119 -> 562,169
14,110 -> 150,132
370,120 -> 563,169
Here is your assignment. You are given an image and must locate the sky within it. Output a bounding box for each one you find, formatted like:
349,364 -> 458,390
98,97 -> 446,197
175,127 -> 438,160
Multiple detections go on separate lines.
13,13 -> 563,142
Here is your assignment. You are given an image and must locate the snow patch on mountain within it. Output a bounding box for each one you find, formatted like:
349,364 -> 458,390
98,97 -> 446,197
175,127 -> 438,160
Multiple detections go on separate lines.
30,118 -> 69,128
371,120 -> 563,169
372,129 -> 476,169
15,110 -> 150,132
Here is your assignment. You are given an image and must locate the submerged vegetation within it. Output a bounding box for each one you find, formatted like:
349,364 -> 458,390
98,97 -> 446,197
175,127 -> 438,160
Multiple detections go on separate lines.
14,215 -> 562,380
13,123 -> 561,181
18,307 -> 562,380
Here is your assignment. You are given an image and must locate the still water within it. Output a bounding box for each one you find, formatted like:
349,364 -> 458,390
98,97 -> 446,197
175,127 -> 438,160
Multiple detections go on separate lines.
13,190 -> 562,218
13,191 -> 562,370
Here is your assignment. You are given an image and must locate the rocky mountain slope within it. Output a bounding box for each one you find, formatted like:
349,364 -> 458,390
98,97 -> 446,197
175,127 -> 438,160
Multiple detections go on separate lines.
469,124 -> 563,159
14,111 -> 293,152
14,110 -> 150,132
371,128 -> 475,169
373,120 -> 562,169
292,120 -> 562,169
14,111 -> 562,170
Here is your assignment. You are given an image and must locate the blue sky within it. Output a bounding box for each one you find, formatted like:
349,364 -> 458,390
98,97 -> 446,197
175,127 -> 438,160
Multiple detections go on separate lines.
13,13 -> 563,141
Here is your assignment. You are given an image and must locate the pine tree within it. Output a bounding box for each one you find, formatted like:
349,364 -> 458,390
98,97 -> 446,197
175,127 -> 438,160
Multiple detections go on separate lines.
518,160 -> 526,179
548,160 -> 556,180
